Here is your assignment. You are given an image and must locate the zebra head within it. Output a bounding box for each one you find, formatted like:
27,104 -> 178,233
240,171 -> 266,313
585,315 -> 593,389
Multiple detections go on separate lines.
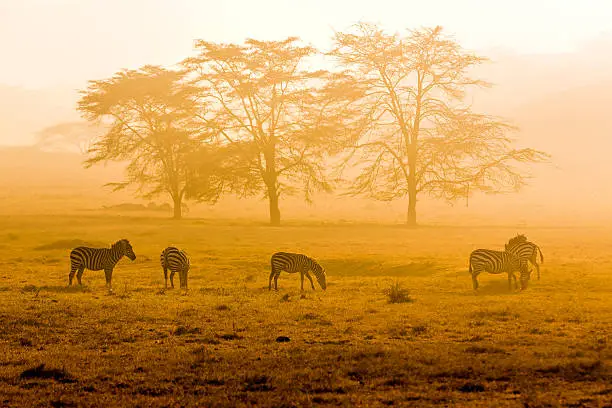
519,260 -> 531,290
114,239 -> 136,261
313,262 -> 327,290
506,234 -> 528,250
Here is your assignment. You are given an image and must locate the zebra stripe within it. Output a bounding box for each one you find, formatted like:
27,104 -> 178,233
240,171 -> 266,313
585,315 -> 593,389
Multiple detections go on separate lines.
269,252 -> 327,291
69,239 -> 136,289
505,235 -> 544,280
160,247 -> 190,290
469,249 -> 531,291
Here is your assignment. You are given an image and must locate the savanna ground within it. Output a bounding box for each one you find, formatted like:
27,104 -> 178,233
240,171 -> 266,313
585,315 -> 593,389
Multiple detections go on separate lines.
0,214 -> 610,407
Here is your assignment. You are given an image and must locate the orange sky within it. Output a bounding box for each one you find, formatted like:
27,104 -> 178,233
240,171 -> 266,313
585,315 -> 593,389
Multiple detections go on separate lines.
1,0 -> 611,88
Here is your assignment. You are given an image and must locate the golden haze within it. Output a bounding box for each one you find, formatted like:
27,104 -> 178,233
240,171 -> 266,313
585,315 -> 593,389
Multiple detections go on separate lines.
0,1 -> 611,407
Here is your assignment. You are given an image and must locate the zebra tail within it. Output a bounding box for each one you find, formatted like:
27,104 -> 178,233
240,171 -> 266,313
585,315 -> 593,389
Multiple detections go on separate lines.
538,246 -> 544,263
468,258 -> 473,275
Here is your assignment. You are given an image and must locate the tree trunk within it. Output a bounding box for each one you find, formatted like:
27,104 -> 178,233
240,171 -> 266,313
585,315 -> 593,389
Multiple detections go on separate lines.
263,144 -> 281,226
406,188 -> 417,227
172,195 -> 182,220
267,181 -> 281,226
406,148 -> 417,227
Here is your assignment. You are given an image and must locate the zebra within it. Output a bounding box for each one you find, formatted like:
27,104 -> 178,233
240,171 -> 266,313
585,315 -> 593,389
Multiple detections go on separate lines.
160,247 -> 190,290
69,239 -> 136,290
268,252 -> 327,291
468,249 -> 531,291
505,234 -> 544,280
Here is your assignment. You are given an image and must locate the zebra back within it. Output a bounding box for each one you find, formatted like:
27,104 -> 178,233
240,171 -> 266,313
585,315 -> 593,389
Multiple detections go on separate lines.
469,249 -> 522,272
505,241 -> 537,260
161,247 -> 190,271
470,248 -> 531,286
70,239 -> 135,270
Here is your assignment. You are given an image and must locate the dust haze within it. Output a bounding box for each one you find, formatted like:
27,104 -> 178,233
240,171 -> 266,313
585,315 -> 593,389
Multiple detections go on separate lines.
0,1 -> 610,407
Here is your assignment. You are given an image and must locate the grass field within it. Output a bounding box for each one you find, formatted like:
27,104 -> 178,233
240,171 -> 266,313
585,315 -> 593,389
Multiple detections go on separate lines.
0,214 -> 610,407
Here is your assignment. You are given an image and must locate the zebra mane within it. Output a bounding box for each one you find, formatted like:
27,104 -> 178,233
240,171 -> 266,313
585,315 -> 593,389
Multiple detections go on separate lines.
111,239 -> 129,249
507,234 -> 527,247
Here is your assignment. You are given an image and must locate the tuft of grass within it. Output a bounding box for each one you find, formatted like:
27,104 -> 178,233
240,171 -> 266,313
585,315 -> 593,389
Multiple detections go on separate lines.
219,333 -> 243,341
172,326 -> 201,336
384,281 -> 413,304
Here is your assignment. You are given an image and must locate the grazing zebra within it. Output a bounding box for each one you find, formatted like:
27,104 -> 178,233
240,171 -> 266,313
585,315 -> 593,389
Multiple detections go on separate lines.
469,249 -> 531,291
160,247 -> 190,290
269,252 -> 327,291
69,239 -> 136,290
505,234 -> 544,280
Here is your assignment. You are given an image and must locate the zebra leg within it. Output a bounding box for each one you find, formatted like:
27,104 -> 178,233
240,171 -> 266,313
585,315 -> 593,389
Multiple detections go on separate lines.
471,271 -> 479,290
508,272 -> 516,290
300,271 -> 305,291
163,267 -> 168,289
104,268 -> 113,291
183,270 -> 188,290
273,273 -> 280,291
179,269 -> 186,289
268,266 -> 277,290
69,264 -> 78,286
305,272 -> 315,290
76,267 -> 85,286
169,271 -> 175,289
513,273 -> 519,290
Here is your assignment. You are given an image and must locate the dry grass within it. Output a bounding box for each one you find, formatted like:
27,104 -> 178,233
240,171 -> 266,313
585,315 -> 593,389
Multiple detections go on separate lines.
0,214 -> 610,407
384,281 -> 413,303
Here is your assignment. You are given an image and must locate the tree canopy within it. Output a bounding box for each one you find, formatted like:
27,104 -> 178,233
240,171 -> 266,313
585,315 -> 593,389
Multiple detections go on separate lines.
184,37 -> 362,225
78,65 -> 220,219
331,23 -> 548,225
74,24 -> 547,224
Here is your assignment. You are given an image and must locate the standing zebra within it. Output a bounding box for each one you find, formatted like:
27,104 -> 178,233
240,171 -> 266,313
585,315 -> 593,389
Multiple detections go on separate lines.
269,252 -> 327,291
469,249 -> 531,291
69,239 -> 136,290
505,234 -> 544,280
160,247 -> 190,290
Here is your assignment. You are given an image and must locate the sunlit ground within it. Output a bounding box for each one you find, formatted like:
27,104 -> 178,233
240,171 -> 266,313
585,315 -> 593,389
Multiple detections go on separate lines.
0,213 -> 610,407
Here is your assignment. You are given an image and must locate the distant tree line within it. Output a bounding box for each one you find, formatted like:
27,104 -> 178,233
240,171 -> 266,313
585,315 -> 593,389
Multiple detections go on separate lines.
66,23 -> 548,225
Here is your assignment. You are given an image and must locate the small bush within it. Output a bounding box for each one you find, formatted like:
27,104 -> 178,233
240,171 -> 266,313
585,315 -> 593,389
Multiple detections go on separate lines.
384,282 -> 413,304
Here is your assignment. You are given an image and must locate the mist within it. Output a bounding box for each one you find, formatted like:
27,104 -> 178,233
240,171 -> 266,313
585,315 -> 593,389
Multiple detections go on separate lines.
1,2 -> 611,406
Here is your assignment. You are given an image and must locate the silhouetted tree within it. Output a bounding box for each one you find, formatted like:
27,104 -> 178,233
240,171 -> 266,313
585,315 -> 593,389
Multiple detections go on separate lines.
35,121 -> 103,153
331,23 -> 548,226
78,65 -> 219,219
184,37 -> 361,225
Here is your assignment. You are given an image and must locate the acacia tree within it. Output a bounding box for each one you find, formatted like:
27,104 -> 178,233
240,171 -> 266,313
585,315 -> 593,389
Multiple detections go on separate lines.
331,24 -> 547,226
184,37 -> 361,225
78,65 -> 219,219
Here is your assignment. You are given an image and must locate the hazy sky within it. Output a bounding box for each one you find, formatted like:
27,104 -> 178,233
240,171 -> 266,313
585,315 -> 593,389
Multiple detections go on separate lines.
1,0 -> 611,88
